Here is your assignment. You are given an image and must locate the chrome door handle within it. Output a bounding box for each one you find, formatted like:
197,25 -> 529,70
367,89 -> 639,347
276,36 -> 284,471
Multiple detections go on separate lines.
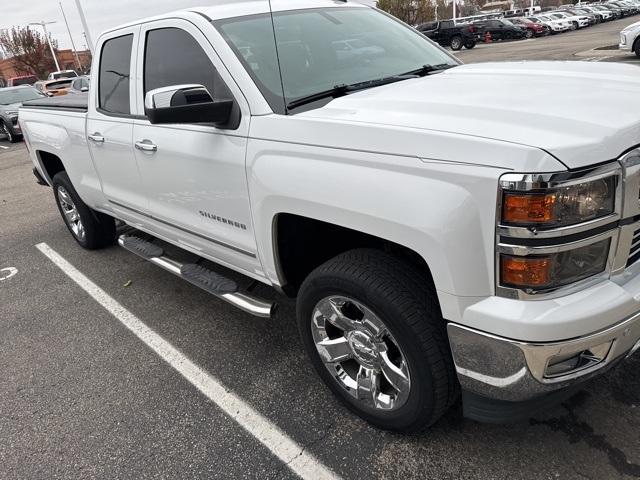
135,140 -> 158,152
88,133 -> 104,143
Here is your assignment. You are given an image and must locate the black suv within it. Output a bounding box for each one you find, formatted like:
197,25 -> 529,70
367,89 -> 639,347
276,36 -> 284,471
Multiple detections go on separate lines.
417,20 -> 479,51
473,19 -> 527,41
0,86 -> 46,143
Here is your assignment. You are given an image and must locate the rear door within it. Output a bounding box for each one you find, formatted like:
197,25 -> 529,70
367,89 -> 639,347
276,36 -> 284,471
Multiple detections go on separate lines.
86,26 -> 148,223
131,19 -> 261,276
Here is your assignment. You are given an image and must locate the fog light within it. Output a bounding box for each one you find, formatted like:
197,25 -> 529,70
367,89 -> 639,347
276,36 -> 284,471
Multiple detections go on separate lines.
544,341 -> 612,378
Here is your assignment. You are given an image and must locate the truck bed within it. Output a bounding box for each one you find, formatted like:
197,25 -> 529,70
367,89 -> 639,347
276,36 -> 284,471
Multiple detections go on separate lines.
21,93 -> 88,113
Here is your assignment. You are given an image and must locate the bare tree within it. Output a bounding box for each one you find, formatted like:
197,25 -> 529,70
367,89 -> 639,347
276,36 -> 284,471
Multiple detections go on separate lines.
377,0 -> 436,25
0,26 -> 58,79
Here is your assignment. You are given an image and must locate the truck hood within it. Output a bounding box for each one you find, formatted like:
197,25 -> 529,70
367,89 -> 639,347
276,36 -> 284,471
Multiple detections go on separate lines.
301,61 -> 640,169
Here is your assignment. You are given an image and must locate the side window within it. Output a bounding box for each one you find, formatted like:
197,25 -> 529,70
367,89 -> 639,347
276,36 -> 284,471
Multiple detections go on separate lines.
99,34 -> 133,115
144,28 -> 231,101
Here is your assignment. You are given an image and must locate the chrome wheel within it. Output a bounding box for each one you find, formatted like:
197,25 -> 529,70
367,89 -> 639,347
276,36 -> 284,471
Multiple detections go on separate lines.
57,186 -> 85,240
311,296 -> 411,411
1,122 -> 13,142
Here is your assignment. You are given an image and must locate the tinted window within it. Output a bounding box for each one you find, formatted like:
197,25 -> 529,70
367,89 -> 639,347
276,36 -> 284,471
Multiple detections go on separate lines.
144,28 -> 229,99
99,34 -> 133,115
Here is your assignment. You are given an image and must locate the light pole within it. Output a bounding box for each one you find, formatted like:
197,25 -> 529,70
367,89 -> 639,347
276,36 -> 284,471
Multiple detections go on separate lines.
74,0 -> 94,54
59,2 -> 82,71
29,21 -> 61,72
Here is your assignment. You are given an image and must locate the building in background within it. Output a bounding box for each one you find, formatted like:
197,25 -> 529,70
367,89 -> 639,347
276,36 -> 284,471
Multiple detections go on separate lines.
0,48 -> 91,85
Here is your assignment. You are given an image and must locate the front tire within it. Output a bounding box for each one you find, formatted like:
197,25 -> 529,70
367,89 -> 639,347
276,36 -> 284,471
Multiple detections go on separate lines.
297,249 -> 458,432
635,39 -> 640,58
1,121 -> 17,143
525,29 -> 534,39
52,171 -> 116,249
464,39 -> 476,49
450,35 -> 463,51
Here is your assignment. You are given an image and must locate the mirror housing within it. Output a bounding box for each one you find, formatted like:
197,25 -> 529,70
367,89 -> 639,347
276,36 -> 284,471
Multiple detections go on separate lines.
144,84 -> 233,126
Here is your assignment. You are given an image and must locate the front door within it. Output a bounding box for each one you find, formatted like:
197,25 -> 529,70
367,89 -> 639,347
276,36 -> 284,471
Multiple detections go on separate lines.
131,20 -> 261,276
86,26 -> 148,223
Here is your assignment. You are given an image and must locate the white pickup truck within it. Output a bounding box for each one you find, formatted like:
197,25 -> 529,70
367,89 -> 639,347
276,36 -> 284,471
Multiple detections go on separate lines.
20,0 -> 640,431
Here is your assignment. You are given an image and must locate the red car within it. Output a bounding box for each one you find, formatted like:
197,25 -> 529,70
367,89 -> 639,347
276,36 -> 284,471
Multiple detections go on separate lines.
509,17 -> 550,38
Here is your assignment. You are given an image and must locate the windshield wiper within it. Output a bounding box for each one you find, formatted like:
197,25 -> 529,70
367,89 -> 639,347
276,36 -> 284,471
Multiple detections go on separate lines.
399,63 -> 457,77
286,63 -> 457,111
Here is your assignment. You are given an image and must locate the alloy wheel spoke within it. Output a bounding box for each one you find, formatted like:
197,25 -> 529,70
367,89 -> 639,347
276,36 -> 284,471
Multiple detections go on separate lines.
316,336 -> 352,364
316,299 -> 357,332
76,220 -> 85,239
356,366 -> 380,407
379,351 -> 410,393
361,312 -> 387,339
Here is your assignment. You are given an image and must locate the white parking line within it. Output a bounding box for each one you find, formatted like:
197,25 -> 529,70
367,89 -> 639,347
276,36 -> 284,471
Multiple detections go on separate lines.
0,145 -> 9,150
36,242 -> 339,480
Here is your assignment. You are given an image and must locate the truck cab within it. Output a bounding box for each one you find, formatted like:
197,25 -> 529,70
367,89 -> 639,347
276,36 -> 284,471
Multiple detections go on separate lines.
18,0 -> 640,432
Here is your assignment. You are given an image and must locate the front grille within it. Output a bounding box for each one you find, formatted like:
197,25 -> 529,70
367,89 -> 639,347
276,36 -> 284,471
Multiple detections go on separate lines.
627,227 -> 640,267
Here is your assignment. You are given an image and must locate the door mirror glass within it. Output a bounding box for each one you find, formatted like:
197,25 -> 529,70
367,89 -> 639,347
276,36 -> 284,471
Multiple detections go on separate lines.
144,84 -> 233,125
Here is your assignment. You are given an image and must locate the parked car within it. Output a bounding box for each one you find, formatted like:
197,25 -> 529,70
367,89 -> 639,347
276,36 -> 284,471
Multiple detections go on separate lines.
528,14 -> 571,33
19,0 -> 640,432
606,1 -> 636,16
509,17 -> 550,37
34,79 -> 73,97
68,75 -> 91,94
7,75 -> 38,87
619,19 -> 640,56
473,19 -> 527,40
587,5 -> 617,20
564,8 -> 599,24
47,70 -> 78,81
0,85 -> 45,142
550,11 -> 592,29
416,20 -> 478,50
579,5 -> 614,21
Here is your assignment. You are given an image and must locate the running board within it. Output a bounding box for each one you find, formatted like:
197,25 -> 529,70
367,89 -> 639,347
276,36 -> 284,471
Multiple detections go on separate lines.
118,234 -> 275,318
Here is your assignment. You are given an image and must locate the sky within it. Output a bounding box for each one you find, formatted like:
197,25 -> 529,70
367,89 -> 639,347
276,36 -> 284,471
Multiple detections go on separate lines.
1,0 -> 378,52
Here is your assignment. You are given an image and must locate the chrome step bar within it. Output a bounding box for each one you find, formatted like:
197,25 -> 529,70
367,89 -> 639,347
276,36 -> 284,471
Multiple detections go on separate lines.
117,235 -> 275,318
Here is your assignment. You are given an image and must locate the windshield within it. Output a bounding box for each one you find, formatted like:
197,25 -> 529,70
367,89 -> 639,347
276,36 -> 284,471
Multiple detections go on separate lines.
0,87 -> 45,105
215,7 -> 458,114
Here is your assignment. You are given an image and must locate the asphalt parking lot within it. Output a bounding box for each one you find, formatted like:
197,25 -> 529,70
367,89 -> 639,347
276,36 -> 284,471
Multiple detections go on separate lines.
2,24 -> 640,480
456,15 -> 640,63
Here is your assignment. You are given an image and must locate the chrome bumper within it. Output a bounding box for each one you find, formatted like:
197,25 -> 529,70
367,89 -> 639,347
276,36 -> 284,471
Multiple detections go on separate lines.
448,311 -> 640,402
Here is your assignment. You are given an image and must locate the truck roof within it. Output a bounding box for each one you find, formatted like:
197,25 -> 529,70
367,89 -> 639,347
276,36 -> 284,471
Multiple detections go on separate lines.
101,0 -> 370,37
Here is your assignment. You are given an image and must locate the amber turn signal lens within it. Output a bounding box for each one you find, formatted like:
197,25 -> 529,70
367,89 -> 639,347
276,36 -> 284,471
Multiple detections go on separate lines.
503,193 -> 556,224
501,256 -> 551,288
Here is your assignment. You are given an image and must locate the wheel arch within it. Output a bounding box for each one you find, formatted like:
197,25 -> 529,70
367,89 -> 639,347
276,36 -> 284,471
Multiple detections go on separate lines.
632,34 -> 640,54
36,150 -> 66,185
273,213 -> 438,299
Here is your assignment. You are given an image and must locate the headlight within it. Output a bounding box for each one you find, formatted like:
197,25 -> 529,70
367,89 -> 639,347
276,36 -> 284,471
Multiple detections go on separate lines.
497,165 -> 621,298
500,239 -> 611,291
501,176 -> 616,229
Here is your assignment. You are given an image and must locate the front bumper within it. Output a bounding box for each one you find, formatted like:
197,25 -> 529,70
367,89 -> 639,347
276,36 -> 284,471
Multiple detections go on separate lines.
448,310 -> 640,402
619,32 -> 633,51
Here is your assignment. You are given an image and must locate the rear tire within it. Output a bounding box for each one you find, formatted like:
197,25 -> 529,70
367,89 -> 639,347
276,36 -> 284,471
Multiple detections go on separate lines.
525,29 -> 534,39
635,39 -> 640,58
52,171 -> 116,250
297,249 -> 459,432
464,39 -> 476,49
450,35 -> 463,51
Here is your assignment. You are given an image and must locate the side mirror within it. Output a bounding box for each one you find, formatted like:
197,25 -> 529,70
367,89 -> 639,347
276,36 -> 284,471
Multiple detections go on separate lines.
144,84 -> 233,126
